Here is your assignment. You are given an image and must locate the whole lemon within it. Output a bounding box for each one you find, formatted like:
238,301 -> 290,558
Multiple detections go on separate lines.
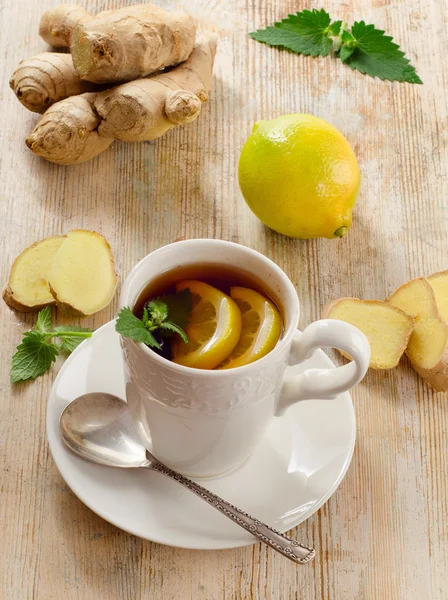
238,114 -> 360,239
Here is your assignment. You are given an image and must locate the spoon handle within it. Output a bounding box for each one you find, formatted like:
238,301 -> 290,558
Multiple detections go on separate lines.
148,461 -> 315,564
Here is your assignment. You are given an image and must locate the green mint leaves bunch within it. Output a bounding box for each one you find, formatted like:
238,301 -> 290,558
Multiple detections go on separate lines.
115,288 -> 192,350
10,306 -> 92,383
250,8 -> 422,84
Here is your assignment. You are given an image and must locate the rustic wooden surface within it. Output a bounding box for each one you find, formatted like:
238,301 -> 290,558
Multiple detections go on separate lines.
1,0 -> 447,598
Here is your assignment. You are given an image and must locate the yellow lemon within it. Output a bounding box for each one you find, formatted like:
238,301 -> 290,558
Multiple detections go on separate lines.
171,280 -> 242,370
217,287 -> 282,369
238,113 -> 360,239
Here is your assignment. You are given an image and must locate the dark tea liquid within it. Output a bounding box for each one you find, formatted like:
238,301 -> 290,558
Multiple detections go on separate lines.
133,263 -> 284,322
133,263 -> 284,367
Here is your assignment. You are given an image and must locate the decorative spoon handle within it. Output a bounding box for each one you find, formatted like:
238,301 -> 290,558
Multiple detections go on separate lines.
148,460 -> 315,564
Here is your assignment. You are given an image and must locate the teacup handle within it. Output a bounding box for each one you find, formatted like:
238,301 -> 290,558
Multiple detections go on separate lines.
276,320 -> 370,416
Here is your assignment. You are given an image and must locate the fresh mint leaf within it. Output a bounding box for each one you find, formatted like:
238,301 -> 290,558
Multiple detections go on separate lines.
117,290 -> 192,351
146,299 -> 169,324
339,46 -> 355,63
11,331 -> 58,383
341,21 -> 422,83
53,326 -> 92,353
250,10 -> 422,84
10,308 -> 94,383
157,288 -> 192,330
341,30 -> 355,44
249,9 -> 337,58
58,336 -> 87,353
339,30 -> 356,62
160,321 -> 188,344
116,307 -> 161,349
328,21 -> 342,36
35,306 -> 53,333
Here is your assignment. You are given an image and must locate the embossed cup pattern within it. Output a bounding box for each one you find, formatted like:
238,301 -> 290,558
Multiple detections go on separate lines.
122,336 -> 290,476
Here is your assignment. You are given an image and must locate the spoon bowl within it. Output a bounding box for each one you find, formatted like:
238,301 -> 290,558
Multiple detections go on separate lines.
61,393 -> 148,468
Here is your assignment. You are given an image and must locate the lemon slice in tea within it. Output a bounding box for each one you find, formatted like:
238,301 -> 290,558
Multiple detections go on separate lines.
217,287 -> 282,369
171,280 -> 242,370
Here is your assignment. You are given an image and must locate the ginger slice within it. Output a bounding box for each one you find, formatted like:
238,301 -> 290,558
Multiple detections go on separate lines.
48,230 -> 118,316
427,270 -> 448,323
3,236 -> 65,312
322,298 -> 413,369
387,278 -> 448,391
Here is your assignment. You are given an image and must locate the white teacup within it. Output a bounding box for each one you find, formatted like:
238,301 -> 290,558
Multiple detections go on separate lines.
120,239 -> 370,478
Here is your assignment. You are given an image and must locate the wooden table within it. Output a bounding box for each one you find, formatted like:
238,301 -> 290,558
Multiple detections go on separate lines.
1,1 -> 447,598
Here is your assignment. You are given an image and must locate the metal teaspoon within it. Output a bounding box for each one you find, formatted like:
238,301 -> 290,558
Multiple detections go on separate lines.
59,392 -> 315,564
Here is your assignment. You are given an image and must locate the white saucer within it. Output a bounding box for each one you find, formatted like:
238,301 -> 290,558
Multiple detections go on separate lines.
47,321 -> 355,550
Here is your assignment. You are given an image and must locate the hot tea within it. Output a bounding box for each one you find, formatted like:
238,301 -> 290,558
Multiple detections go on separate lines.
132,263 -> 284,369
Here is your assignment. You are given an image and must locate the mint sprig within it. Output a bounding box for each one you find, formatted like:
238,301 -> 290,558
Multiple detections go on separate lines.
116,307 -> 161,348
341,21 -> 422,84
11,331 -> 59,383
159,320 -> 188,344
10,307 -> 92,383
115,289 -> 191,348
250,9 -> 341,58
250,9 -> 421,84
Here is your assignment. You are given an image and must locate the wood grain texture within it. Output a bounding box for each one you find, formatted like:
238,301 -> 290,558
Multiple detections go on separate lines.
1,0 -> 447,598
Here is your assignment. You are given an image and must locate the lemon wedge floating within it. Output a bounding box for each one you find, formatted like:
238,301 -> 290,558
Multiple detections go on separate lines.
171,280 -> 242,370
217,287 -> 282,369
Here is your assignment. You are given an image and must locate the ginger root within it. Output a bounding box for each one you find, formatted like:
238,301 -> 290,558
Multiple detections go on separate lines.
322,298 -> 413,369
71,4 -> 196,84
95,36 -> 217,142
48,230 -> 118,316
427,270 -> 448,323
26,93 -> 114,165
387,278 -> 448,391
10,53 -> 97,113
2,236 -> 65,312
15,5 -> 216,164
39,4 -> 91,47
25,37 -> 217,163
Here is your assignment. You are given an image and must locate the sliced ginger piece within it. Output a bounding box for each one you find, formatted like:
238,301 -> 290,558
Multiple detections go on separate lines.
386,278 -> 446,368
427,270 -> 448,322
3,236 -> 65,312
48,230 -> 118,316
387,278 -> 448,391
406,317 -> 448,369
322,298 -> 413,369
387,277 -> 439,320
